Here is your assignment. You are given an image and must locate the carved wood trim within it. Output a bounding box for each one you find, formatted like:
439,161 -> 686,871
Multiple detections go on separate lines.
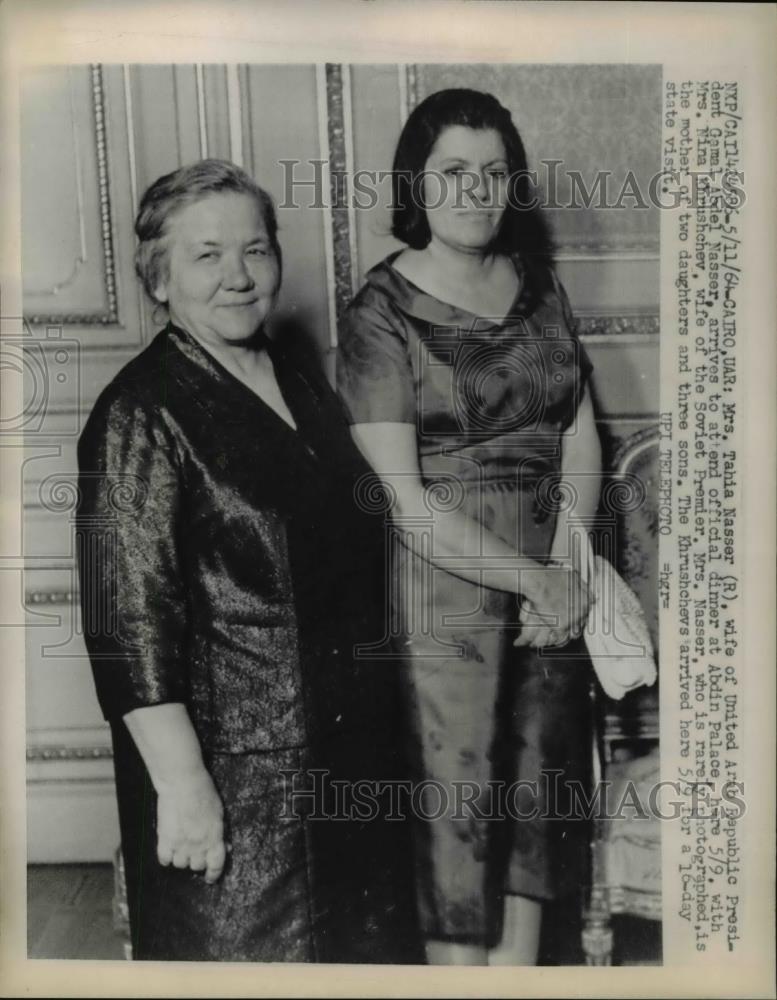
25,589 -> 78,607
323,63 -> 358,336
577,313 -> 660,339
26,744 -> 113,762
405,64 -> 419,115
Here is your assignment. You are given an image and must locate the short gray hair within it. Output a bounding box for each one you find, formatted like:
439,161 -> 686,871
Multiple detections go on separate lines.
134,159 -> 281,304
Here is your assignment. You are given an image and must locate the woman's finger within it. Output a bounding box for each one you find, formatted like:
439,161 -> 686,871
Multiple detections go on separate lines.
171,848 -> 190,870
531,628 -> 554,648
536,626 -> 572,648
157,839 -> 174,866
515,600 -> 538,645
515,623 -> 542,647
204,841 -> 227,884
188,852 -> 207,871
518,612 -> 558,638
518,601 -> 557,628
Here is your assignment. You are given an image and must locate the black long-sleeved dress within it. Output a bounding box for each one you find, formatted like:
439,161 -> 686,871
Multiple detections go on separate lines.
76,321 -> 422,963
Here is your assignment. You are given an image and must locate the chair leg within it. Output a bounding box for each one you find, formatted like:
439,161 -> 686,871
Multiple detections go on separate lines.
111,844 -> 132,960
582,885 -> 613,966
584,682 -> 614,965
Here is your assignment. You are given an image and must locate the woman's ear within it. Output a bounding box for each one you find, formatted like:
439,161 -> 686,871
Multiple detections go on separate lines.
154,282 -> 169,305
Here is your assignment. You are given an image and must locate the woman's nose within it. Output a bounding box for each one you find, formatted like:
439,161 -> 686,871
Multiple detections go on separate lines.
222,253 -> 254,290
465,171 -> 490,205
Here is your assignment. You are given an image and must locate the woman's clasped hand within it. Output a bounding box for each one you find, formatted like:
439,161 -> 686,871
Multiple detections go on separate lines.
514,561 -> 593,649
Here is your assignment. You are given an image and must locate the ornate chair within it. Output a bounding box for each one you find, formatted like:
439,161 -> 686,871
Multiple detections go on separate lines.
582,426 -> 661,965
112,845 -> 132,959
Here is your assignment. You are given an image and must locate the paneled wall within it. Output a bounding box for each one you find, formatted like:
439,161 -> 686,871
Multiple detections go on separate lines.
20,64 -> 659,861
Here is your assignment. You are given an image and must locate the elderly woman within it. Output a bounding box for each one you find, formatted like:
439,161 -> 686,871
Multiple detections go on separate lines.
337,89 -> 601,965
76,159 -> 421,963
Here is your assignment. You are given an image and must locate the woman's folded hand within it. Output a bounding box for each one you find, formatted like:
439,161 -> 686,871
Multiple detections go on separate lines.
155,769 -> 227,884
513,563 -> 592,649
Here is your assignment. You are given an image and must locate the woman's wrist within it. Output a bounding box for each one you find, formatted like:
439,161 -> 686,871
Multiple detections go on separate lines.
513,558 -> 549,598
152,759 -> 212,795
123,702 -> 209,794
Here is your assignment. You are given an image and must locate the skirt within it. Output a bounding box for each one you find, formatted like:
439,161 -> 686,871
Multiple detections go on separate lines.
393,481 -> 594,946
110,720 -> 423,962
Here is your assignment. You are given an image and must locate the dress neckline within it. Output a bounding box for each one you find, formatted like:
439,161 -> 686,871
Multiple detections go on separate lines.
366,249 -> 541,328
164,322 -> 304,439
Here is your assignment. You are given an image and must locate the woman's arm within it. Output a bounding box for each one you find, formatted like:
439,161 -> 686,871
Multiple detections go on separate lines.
77,394 -> 226,882
549,387 -> 602,558
350,421 -> 589,645
517,387 -> 601,644
123,704 -> 226,883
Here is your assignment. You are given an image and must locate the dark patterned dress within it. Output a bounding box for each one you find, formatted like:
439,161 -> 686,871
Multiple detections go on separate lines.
76,321 -> 423,963
337,252 -> 595,947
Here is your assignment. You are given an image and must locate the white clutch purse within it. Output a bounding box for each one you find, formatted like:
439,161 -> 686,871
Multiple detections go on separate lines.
570,516 -> 658,701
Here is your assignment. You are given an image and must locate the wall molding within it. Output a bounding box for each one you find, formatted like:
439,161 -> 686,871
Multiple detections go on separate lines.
23,68 -> 90,299
576,312 -> 659,339
225,64 -> 244,167
122,65 -> 139,217
26,65 -> 119,328
556,242 -> 660,257
404,64 -> 419,115
316,64 -> 338,349
195,64 -> 209,159
323,63 -> 357,341
25,588 -> 78,606
27,744 -> 113,762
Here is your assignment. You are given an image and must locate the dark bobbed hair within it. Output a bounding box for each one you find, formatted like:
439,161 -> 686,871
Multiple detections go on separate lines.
134,159 -> 281,305
391,89 -> 553,284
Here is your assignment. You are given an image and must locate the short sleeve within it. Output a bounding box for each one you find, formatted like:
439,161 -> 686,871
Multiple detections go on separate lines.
76,392 -> 188,721
551,271 -> 594,427
336,295 -> 417,424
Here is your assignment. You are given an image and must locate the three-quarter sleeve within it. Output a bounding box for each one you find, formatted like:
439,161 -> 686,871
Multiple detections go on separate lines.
336,295 -> 417,425
76,392 -> 188,721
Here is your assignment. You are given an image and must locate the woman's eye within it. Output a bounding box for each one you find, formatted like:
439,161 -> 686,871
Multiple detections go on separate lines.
198,251 -> 218,261
247,247 -> 268,256
488,170 -> 508,179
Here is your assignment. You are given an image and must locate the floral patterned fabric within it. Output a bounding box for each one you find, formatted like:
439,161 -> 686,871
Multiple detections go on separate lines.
337,253 -> 596,945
